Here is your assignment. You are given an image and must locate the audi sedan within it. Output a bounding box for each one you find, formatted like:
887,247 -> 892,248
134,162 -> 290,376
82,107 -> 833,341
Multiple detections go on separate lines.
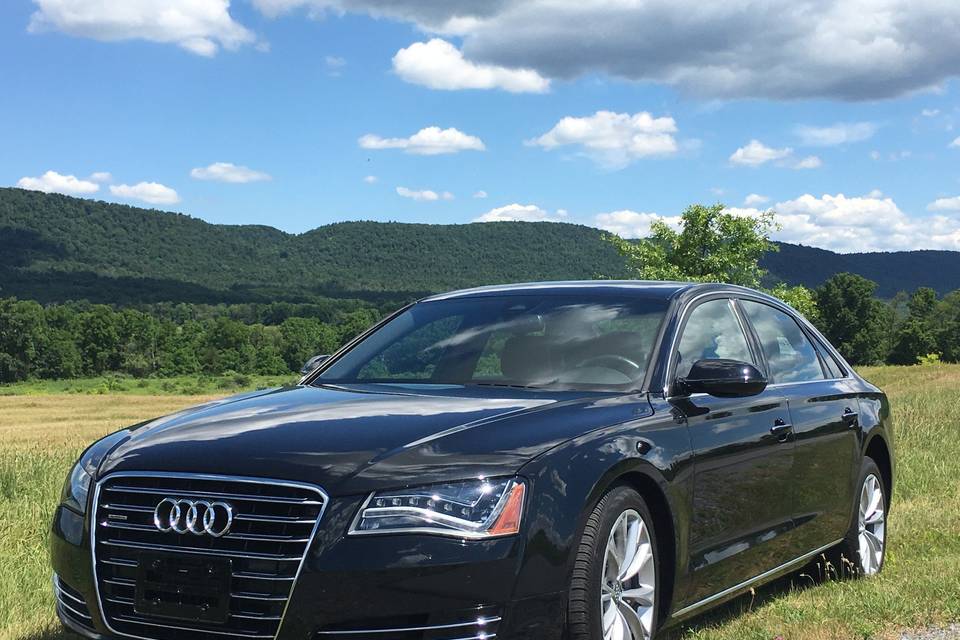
51,281 -> 893,640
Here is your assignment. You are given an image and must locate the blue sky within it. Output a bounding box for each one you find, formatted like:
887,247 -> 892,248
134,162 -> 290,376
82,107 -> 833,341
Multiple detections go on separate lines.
2,1 -> 960,253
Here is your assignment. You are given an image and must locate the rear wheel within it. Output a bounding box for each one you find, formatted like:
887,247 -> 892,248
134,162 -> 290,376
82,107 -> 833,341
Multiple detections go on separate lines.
833,457 -> 887,577
569,486 -> 659,640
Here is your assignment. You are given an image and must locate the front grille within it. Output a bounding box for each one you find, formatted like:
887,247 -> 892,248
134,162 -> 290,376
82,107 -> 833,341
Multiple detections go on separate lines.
54,574 -> 96,633
93,473 -> 326,640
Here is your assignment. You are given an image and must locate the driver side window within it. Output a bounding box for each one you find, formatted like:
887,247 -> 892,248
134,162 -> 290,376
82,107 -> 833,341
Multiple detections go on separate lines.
676,299 -> 754,379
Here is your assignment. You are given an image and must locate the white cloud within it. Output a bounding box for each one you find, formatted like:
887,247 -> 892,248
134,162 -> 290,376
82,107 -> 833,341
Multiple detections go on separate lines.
324,55 -> 345,76
529,110 -> 679,168
88,171 -> 112,183
473,190 -> 488,199
866,189 -> 884,198
922,109 -> 941,117
359,126 -> 485,155
729,140 -> 792,166
590,193 -> 960,252
927,196 -> 960,212
744,193 -> 770,206
29,0 -> 257,56
392,39 -> 549,93
731,193 -> 960,252
473,203 -> 565,223
792,155 -> 823,170
870,150 -> 882,161
363,175 -> 378,184
396,186 -> 453,201
951,136 -> 960,148
255,0 -> 960,101
795,122 -> 877,146
190,162 -> 271,183
17,170 -> 99,195
594,210 -> 682,238
110,182 -> 180,205
729,141 -> 820,169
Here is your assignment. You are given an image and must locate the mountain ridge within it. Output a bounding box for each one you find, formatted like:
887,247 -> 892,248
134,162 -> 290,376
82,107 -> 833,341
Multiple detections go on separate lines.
2,187 -> 958,303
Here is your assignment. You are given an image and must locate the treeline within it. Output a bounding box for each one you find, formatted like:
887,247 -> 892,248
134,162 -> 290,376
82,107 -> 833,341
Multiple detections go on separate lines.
1,272 -> 958,384
0,298 -> 382,383
815,273 -> 960,366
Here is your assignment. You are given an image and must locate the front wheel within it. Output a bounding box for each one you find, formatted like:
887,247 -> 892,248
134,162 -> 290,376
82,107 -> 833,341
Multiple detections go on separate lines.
834,457 -> 888,576
568,486 -> 659,640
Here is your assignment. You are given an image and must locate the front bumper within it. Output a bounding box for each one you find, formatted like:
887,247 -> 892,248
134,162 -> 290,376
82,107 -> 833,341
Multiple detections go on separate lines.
51,494 -> 566,640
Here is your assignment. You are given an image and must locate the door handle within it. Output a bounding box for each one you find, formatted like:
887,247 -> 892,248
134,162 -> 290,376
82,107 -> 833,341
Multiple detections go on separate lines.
842,407 -> 859,427
770,418 -> 793,441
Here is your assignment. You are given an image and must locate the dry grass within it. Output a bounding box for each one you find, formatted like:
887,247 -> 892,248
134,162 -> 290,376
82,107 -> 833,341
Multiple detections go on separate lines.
1,367 -> 959,640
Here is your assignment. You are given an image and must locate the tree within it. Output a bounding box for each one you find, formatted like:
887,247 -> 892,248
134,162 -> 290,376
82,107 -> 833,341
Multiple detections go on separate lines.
605,204 -> 822,324
605,203 -> 778,288
279,317 -> 338,372
0,298 -> 48,382
815,273 -> 891,365
931,290 -> 960,362
767,283 -> 820,325
889,287 -> 939,365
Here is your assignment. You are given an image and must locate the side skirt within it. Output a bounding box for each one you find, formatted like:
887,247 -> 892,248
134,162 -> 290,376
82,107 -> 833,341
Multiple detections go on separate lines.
668,539 -> 843,623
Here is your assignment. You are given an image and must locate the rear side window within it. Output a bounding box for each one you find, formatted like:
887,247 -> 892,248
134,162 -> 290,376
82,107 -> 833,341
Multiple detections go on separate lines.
814,336 -> 846,378
676,299 -> 754,379
741,301 -> 824,384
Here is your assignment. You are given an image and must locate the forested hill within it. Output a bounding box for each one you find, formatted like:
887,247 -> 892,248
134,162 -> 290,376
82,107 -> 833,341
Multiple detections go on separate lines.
2,187 -> 959,303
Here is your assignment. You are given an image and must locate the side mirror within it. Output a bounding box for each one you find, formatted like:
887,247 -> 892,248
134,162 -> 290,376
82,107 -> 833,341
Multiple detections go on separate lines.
300,354 -> 329,376
678,359 -> 767,398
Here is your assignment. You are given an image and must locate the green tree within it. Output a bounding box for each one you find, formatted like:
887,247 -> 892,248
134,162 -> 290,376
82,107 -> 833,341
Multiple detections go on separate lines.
279,317 -> 339,372
815,273 -> 891,365
931,290 -> 960,362
77,305 -> 121,375
0,298 -> 48,382
767,283 -> 821,325
337,309 -> 381,347
889,287 -> 939,365
605,203 -> 778,288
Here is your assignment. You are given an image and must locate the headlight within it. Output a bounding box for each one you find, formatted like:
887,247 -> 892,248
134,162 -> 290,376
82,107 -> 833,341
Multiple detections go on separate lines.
61,430 -> 128,514
349,477 -> 526,539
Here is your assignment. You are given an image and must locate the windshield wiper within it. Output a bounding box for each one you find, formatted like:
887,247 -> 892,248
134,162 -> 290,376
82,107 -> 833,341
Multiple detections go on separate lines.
467,381 -> 555,390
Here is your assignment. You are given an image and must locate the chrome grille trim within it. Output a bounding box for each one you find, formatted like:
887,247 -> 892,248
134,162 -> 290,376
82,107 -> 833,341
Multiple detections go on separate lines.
91,471 -> 329,640
54,573 -> 96,634
315,614 -> 502,640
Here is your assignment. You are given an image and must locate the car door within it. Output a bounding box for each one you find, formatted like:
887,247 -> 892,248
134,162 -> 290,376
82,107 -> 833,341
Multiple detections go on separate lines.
668,297 -> 796,609
739,299 -> 861,552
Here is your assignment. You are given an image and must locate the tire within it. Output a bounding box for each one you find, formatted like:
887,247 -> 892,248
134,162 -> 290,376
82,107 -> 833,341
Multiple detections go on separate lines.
831,456 -> 888,578
568,486 -> 660,640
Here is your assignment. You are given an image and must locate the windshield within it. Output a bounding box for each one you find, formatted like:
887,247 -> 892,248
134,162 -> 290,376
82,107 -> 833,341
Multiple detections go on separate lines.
316,294 -> 669,391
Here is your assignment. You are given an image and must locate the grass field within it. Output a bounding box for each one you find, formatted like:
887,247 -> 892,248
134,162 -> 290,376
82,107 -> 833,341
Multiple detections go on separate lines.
1,366 -> 958,640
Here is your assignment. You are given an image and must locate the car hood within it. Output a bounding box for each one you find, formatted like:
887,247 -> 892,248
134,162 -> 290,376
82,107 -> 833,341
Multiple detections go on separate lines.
100,384 -> 651,495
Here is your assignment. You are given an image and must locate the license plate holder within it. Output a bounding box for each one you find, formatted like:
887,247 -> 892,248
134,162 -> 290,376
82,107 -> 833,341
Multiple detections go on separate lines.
135,552 -> 232,624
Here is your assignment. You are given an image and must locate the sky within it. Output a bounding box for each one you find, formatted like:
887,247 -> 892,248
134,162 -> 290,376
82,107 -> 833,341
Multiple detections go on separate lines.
2,0 -> 960,254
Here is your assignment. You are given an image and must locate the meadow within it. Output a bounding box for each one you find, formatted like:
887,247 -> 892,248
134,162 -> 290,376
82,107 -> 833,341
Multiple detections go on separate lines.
1,366 -> 958,640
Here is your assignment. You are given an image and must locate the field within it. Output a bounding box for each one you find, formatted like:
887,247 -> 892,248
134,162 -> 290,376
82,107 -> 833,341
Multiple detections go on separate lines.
1,366 -> 958,640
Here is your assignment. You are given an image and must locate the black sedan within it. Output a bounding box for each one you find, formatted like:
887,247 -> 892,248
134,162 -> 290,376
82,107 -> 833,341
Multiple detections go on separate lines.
51,281 -> 893,640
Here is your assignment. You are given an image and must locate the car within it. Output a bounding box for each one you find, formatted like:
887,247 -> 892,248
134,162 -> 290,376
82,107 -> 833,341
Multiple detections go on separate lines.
50,280 -> 893,640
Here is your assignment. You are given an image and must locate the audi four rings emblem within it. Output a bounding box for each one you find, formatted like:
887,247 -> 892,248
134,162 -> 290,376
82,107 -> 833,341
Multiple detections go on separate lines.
153,498 -> 235,537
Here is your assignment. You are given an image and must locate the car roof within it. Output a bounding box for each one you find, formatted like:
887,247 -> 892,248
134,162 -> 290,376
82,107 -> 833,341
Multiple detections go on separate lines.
419,280 -> 767,303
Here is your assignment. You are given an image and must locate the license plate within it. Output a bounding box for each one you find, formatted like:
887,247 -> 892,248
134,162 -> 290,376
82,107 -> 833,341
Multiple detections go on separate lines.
135,553 -> 232,624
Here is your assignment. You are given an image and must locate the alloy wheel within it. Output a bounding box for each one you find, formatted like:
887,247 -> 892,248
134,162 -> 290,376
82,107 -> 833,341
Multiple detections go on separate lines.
600,509 -> 656,640
858,473 -> 886,575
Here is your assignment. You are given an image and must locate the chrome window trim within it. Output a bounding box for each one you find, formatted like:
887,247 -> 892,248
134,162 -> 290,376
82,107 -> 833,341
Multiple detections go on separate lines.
661,288 -> 853,396
731,292 -> 853,382
670,538 -> 842,619
662,292 -> 750,396
90,471 -> 329,640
